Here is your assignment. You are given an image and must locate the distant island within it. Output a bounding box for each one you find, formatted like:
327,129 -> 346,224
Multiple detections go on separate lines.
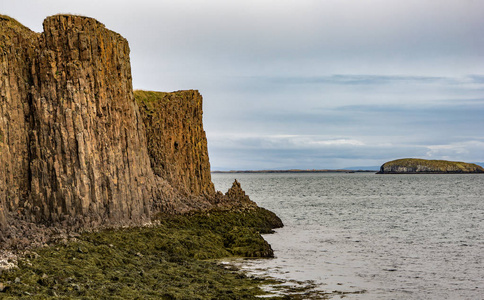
212,169 -> 375,174
377,158 -> 484,174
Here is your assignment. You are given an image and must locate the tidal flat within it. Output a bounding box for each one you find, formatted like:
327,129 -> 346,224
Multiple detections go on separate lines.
0,208 -> 316,299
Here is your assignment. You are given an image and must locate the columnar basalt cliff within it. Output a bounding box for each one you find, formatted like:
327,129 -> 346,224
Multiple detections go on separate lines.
135,90 -> 215,198
0,15 -> 274,244
0,16 -> 38,229
378,158 -> 484,174
1,14 -> 155,229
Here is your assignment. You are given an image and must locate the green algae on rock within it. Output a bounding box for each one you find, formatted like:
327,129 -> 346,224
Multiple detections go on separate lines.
0,209 -> 283,299
378,158 -> 484,174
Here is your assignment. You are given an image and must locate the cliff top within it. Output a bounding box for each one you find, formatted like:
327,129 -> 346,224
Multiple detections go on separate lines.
0,15 -> 32,30
47,14 -> 105,25
0,15 -> 37,42
42,14 -> 106,31
0,14 -> 104,32
134,89 -> 202,116
134,89 -> 200,104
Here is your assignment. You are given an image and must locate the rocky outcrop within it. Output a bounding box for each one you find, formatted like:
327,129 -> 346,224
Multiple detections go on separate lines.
225,180 -> 251,203
31,15 -> 157,227
135,90 -> 215,197
0,16 -> 36,229
1,14 -> 155,229
378,158 -> 484,174
0,14 -> 276,246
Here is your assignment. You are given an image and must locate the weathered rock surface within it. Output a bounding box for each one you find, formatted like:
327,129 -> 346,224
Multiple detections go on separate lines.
32,15 -> 157,227
225,180 -> 251,203
0,15 -> 36,229
135,90 -> 215,197
0,14 -> 271,248
378,158 -> 484,174
1,14 -> 155,229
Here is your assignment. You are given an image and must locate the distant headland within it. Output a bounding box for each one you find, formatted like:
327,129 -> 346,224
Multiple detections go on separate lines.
377,158 -> 484,174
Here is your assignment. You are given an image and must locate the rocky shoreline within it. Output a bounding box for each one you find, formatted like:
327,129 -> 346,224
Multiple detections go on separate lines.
0,179 -> 290,298
0,208 -> 285,298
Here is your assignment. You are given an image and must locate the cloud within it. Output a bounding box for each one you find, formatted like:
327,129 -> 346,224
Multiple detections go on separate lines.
208,133 -> 484,170
203,72 -> 484,169
209,134 -> 365,150
207,134 -> 432,170
3,1 -> 484,169
426,141 -> 484,162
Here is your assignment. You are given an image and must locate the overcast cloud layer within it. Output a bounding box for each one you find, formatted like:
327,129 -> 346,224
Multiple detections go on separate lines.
3,0 -> 484,170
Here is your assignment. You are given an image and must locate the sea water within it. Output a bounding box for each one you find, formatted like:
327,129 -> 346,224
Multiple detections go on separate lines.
212,172 -> 484,299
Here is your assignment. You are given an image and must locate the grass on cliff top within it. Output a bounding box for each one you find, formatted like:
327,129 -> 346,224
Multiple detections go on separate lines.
0,15 -> 32,32
134,90 -> 198,111
383,158 -> 484,172
0,208 -> 291,299
134,90 -> 171,115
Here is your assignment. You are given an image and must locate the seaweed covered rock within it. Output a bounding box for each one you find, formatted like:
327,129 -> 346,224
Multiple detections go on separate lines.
378,158 -> 484,174
0,210 -> 283,299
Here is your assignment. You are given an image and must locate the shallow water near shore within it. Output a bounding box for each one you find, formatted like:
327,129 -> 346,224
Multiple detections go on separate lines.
212,172 -> 484,299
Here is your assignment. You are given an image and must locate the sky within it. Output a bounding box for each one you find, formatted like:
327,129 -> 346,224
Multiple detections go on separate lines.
2,0 -> 484,170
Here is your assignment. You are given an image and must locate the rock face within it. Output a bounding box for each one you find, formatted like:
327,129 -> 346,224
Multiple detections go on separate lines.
0,14 -> 266,240
1,15 -> 155,228
135,90 -> 215,197
378,158 -> 484,174
0,16 -> 37,229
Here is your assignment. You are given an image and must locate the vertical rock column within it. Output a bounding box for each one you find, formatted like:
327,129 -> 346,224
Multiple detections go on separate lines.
0,16 -> 37,228
27,15 -> 154,226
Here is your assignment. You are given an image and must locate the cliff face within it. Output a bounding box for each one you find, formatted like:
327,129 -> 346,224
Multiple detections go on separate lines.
0,14 -> 165,228
378,158 -> 484,174
28,15 -> 156,227
0,15 -> 153,229
0,16 -> 38,228
135,90 -> 215,197
0,15 -> 263,238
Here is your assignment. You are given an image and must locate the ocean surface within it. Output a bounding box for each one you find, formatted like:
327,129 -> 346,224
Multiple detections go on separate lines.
211,172 -> 484,299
